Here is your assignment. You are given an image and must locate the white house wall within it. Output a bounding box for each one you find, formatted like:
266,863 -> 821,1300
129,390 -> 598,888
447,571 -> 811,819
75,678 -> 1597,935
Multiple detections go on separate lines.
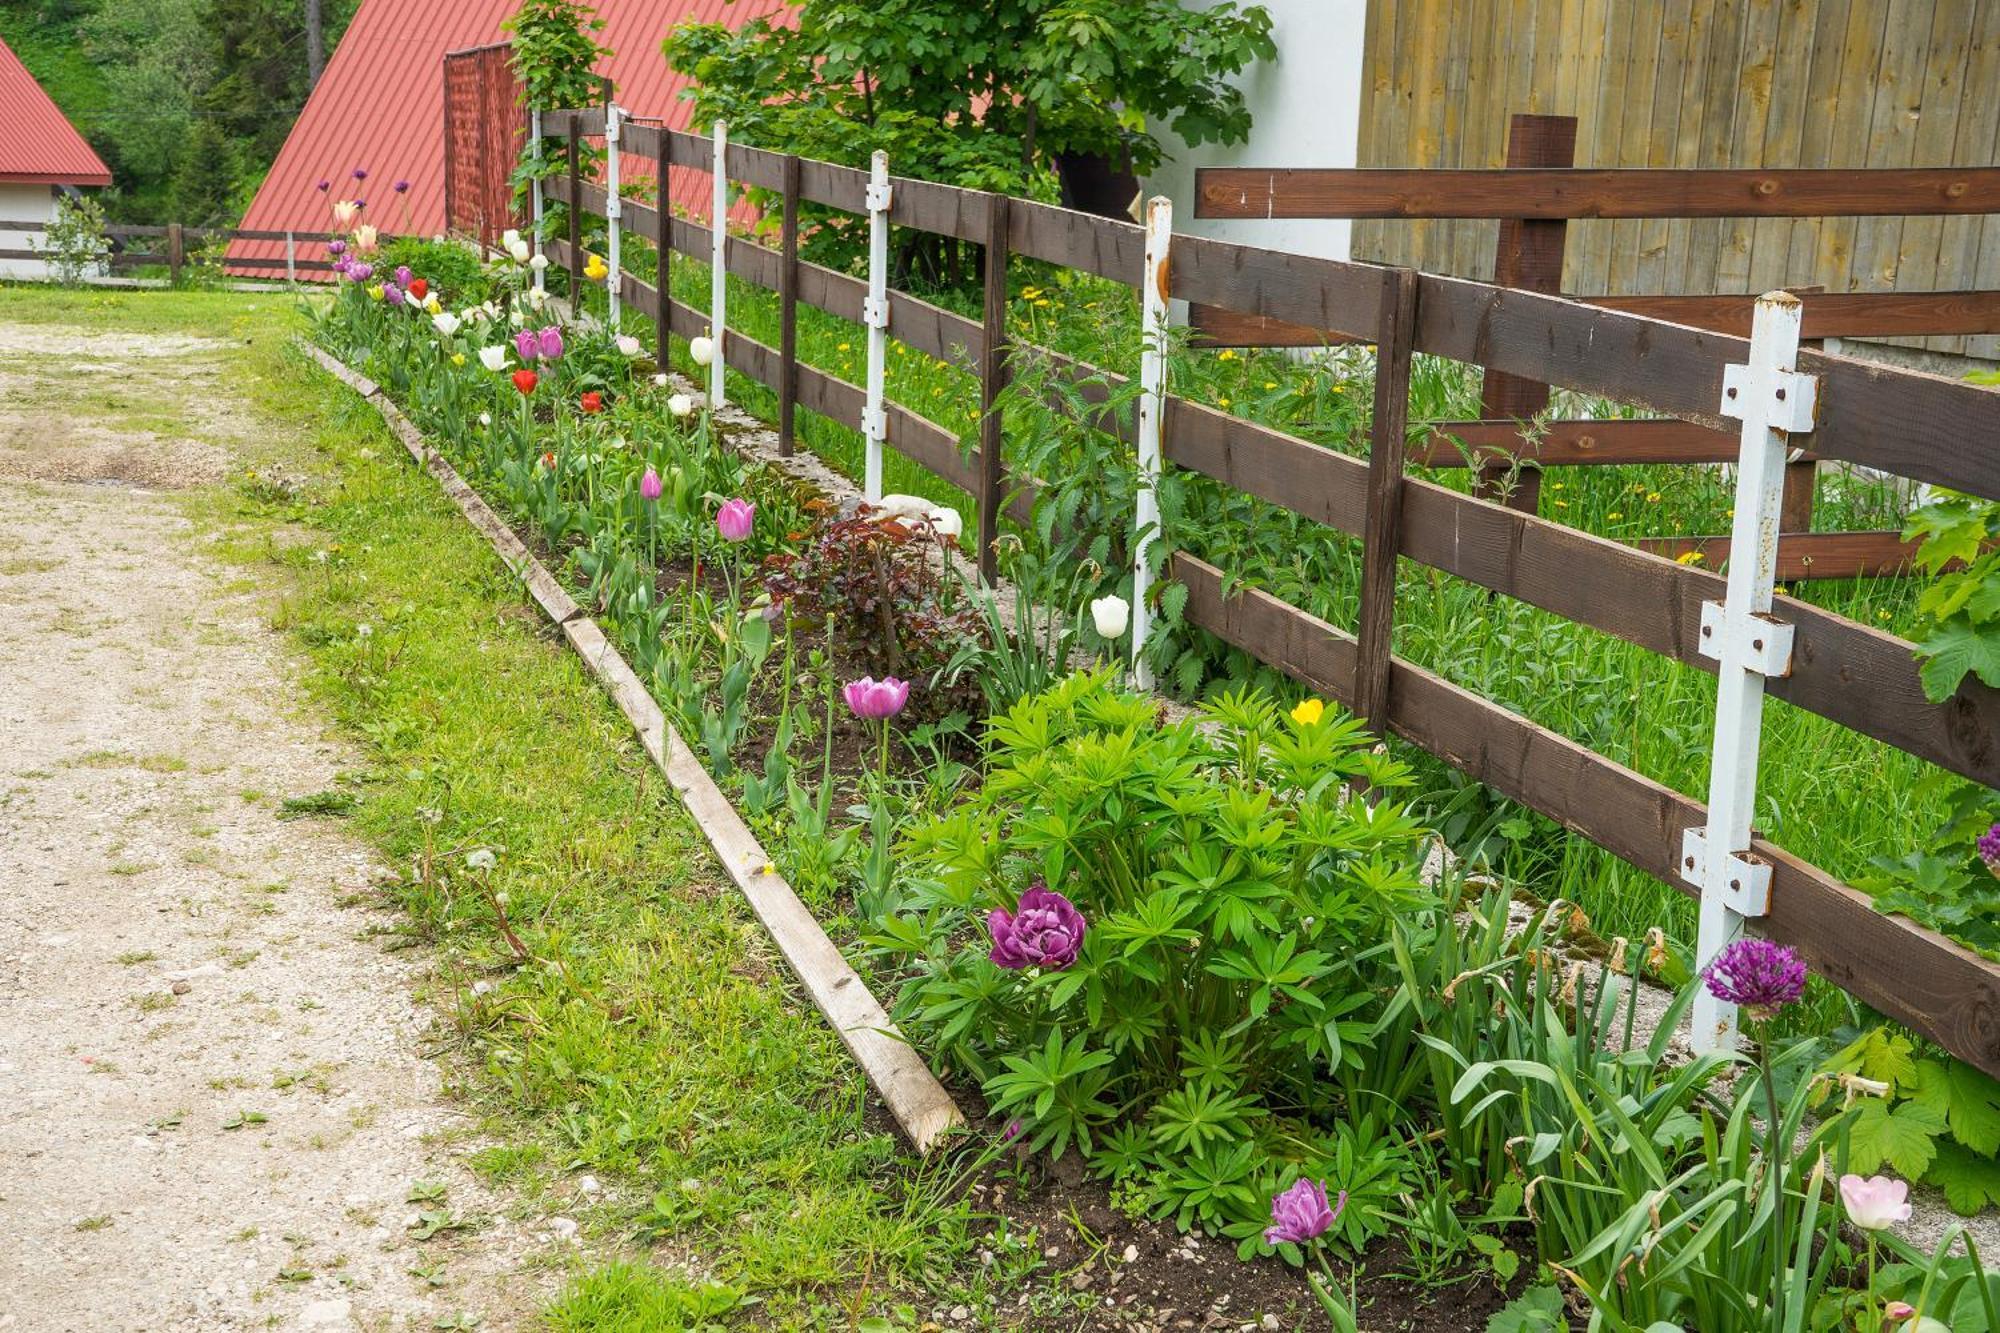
1143,0 -> 1369,264
0,183 -> 56,281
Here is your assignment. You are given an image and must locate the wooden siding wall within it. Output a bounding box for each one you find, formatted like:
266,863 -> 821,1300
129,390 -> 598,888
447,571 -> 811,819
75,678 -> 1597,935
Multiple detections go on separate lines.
1354,0 -> 2000,358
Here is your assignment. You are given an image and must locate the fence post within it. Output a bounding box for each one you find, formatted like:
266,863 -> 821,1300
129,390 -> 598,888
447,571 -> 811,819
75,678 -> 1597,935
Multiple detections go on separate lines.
862,150 -> 893,501
567,119 -> 582,303
531,107 -> 546,293
779,153 -> 801,457
604,102 -> 622,326
668,124 -> 684,368
1477,113 -> 1577,514
977,193 -> 1012,581
1684,290 -> 1816,1054
1354,267 -> 1421,730
284,231 -> 296,284
166,222 -> 184,287
1131,196 -> 1173,690
710,119 -> 728,410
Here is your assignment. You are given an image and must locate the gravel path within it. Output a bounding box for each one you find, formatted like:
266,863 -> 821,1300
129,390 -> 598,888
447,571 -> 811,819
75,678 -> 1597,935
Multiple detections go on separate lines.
0,324 -> 554,1331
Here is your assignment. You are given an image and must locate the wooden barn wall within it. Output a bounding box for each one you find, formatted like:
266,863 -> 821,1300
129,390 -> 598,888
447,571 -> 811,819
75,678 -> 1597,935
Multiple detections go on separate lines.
1353,0 -> 2000,357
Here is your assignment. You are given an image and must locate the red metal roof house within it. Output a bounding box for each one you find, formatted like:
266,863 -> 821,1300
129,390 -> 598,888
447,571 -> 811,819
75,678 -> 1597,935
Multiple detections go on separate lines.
229,0 -> 787,278
0,34 -> 113,280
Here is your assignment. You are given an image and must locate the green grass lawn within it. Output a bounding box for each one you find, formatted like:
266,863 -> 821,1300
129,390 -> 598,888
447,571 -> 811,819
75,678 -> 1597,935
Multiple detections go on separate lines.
0,284 -> 1017,1327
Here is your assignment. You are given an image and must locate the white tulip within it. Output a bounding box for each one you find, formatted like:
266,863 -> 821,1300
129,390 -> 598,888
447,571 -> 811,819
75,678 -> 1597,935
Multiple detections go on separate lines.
667,393 -> 694,419
616,334 -> 642,358
501,228 -> 521,248
928,506 -> 963,541
1091,594 -> 1131,640
478,412 -> 492,426
478,345 -> 507,372
652,372 -> 671,387
507,238 -> 531,263
529,253 -> 550,272
527,287 -> 548,309
689,335 -> 716,367
431,312 -> 461,337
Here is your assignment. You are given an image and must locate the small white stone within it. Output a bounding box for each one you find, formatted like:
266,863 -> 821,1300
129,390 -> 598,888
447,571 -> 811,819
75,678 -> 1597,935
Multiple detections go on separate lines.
576,1174 -> 601,1196
948,1306 -> 969,1322
549,1216 -> 579,1243
1122,1244 -> 1138,1263
1262,1316 -> 1282,1332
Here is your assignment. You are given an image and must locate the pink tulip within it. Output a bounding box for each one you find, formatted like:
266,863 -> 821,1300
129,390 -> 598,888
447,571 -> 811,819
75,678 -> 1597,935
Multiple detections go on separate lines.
535,325 -> 565,361
639,467 -> 663,502
715,499 -> 755,543
1839,1174 -> 1912,1231
843,676 -> 909,720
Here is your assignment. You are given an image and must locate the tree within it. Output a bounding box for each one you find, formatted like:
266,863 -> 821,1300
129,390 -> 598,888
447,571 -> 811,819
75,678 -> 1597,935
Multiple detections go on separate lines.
169,116 -> 238,226
663,0 -> 1275,204
306,0 -> 326,89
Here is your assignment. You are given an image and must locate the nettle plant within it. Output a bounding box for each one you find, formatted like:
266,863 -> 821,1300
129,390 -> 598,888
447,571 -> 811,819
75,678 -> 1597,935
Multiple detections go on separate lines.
873,669 -> 1431,1251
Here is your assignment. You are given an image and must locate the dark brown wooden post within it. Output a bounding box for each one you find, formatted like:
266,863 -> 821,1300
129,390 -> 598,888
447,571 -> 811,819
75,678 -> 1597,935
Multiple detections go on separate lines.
655,126 -> 672,363
977,193 -> 1012,582
1354,266 -> 1421,732
1477,113 -> 1578,514
166,223 -> 184,287
778,153 -> 802,457
566,119 -> 582,302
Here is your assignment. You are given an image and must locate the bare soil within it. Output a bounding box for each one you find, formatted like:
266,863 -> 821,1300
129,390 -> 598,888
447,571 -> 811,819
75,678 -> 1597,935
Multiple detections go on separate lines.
0,326 -> 560,1332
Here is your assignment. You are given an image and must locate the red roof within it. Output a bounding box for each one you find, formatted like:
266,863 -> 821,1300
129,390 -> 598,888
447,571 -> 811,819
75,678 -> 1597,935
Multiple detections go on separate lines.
0,35 -> 110,186
229,0 -> 788,277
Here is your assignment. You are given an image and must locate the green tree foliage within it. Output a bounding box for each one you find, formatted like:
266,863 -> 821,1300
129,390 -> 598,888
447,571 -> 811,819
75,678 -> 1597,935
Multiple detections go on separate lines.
504,0 -> 610,110
169,117 -> 239,227
663,0 -> 1277,201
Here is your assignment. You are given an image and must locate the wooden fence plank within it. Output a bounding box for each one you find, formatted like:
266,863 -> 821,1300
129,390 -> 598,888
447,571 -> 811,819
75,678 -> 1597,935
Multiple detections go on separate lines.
1355,267 -> 1420,727
979,195 -> 1011,580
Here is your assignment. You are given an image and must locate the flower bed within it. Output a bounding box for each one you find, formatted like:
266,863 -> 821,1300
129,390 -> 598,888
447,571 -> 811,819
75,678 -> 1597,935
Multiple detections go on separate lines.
309,224 -> 1999,1331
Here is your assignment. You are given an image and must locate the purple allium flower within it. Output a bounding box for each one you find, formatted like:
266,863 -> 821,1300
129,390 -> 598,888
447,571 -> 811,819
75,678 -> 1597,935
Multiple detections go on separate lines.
1978,821 -> 2000,878
715,498 -> 755,543
352,167 -> 368,181
394,179 -> 410,194
1264,1179 -> 1345,1246
316,179 -> 330,192
353,198 -> 367,211
987,880 -> 1086,970
842,675 -> 908,721
1704,938 -> 1807,1020
393,264 -> 412,288
639,467 -> 663,502
534,325 -> 564,361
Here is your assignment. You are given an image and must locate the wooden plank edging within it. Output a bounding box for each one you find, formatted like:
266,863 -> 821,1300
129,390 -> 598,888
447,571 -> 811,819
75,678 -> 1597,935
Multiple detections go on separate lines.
302,342 -> 964,1154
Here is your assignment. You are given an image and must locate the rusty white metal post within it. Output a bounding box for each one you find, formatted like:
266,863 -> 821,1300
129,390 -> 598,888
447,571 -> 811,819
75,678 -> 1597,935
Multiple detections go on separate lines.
862,150 -> 893,500
709,119 -> 728,409
1684,290 -> 1816,1054
1131,196 -> 1173,689
604,102 -> 623,326
530,107 -> 546,294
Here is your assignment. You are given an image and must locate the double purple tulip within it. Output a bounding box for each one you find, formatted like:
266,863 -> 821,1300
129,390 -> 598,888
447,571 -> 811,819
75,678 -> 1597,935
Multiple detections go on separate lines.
383,282 -> 405,306
843,676 -> 909,720
987,880 -> 1085,970
1264,1179 -> 1345,1246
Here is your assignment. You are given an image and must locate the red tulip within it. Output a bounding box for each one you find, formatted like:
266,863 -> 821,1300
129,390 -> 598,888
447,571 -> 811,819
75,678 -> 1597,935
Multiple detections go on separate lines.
407,277 -> 429,300
541,451 -> 556,470
512,369 -> 538,395
580,391 -> 603,414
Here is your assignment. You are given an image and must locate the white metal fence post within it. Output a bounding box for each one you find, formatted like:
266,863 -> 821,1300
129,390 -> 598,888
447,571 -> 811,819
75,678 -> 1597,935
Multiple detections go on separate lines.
862,150 -> 893,501
1685,289 -> 1816,1053
1131,196 -> 1173,689
530,107 -> 546,294
284,231 -> 296,284
604,102 -> 622,326
709,119 -> 728,409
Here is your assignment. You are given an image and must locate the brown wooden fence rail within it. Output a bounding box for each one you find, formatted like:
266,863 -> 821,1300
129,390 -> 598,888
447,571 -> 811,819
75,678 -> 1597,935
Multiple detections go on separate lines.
1193,113 -> 2000,580
539,106 -> 2000,1080
0,219 -> 407,283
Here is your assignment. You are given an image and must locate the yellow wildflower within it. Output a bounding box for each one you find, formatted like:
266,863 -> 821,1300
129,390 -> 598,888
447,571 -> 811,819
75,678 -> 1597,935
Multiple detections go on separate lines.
1291,698 -> 1325,726
451,353 -> 466,366
837,342 -> 851,352
1646,491 -> 1662,503
1218,396 -> 1232,408
1218,349 -> 1237,361
1675,550 -> 1705,565
1263,381 -> 1277,389
1607,511 -> 1623,520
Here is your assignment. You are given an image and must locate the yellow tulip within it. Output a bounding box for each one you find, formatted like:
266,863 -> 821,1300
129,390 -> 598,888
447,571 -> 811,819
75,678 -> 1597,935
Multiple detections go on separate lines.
583,253 -> 609,283
451,353 -> 466,366
1291,698 -> 1325,726
367,284 -> 385,302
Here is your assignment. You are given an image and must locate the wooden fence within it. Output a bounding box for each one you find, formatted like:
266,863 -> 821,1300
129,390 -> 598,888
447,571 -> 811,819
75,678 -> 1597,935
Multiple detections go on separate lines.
1352,0 -> 2000,361
537,105 -> 2000,1081
1194,112 -> 2000,578
0,219 -> 401,283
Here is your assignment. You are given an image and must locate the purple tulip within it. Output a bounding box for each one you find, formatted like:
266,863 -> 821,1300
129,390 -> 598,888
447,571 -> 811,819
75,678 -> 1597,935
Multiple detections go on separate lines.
327,238 -> 347,256
348,262 -> 373,283
535,325 -> 565,362
513,328 -> 539,363
1704,938 -> 1807,1020
383,282 -> 405,306
394,179 -> 410,194
1002,1119 -> 1024,1143
352,167 -> 368,181
639,467 -> 663,502
393,264 -> 412,287
1264,1179 -> 1345,1246
987,880 -> 1085,970
1979,821 -> 2000,878
715,498 -> 755,543
842,675 -> 909,721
